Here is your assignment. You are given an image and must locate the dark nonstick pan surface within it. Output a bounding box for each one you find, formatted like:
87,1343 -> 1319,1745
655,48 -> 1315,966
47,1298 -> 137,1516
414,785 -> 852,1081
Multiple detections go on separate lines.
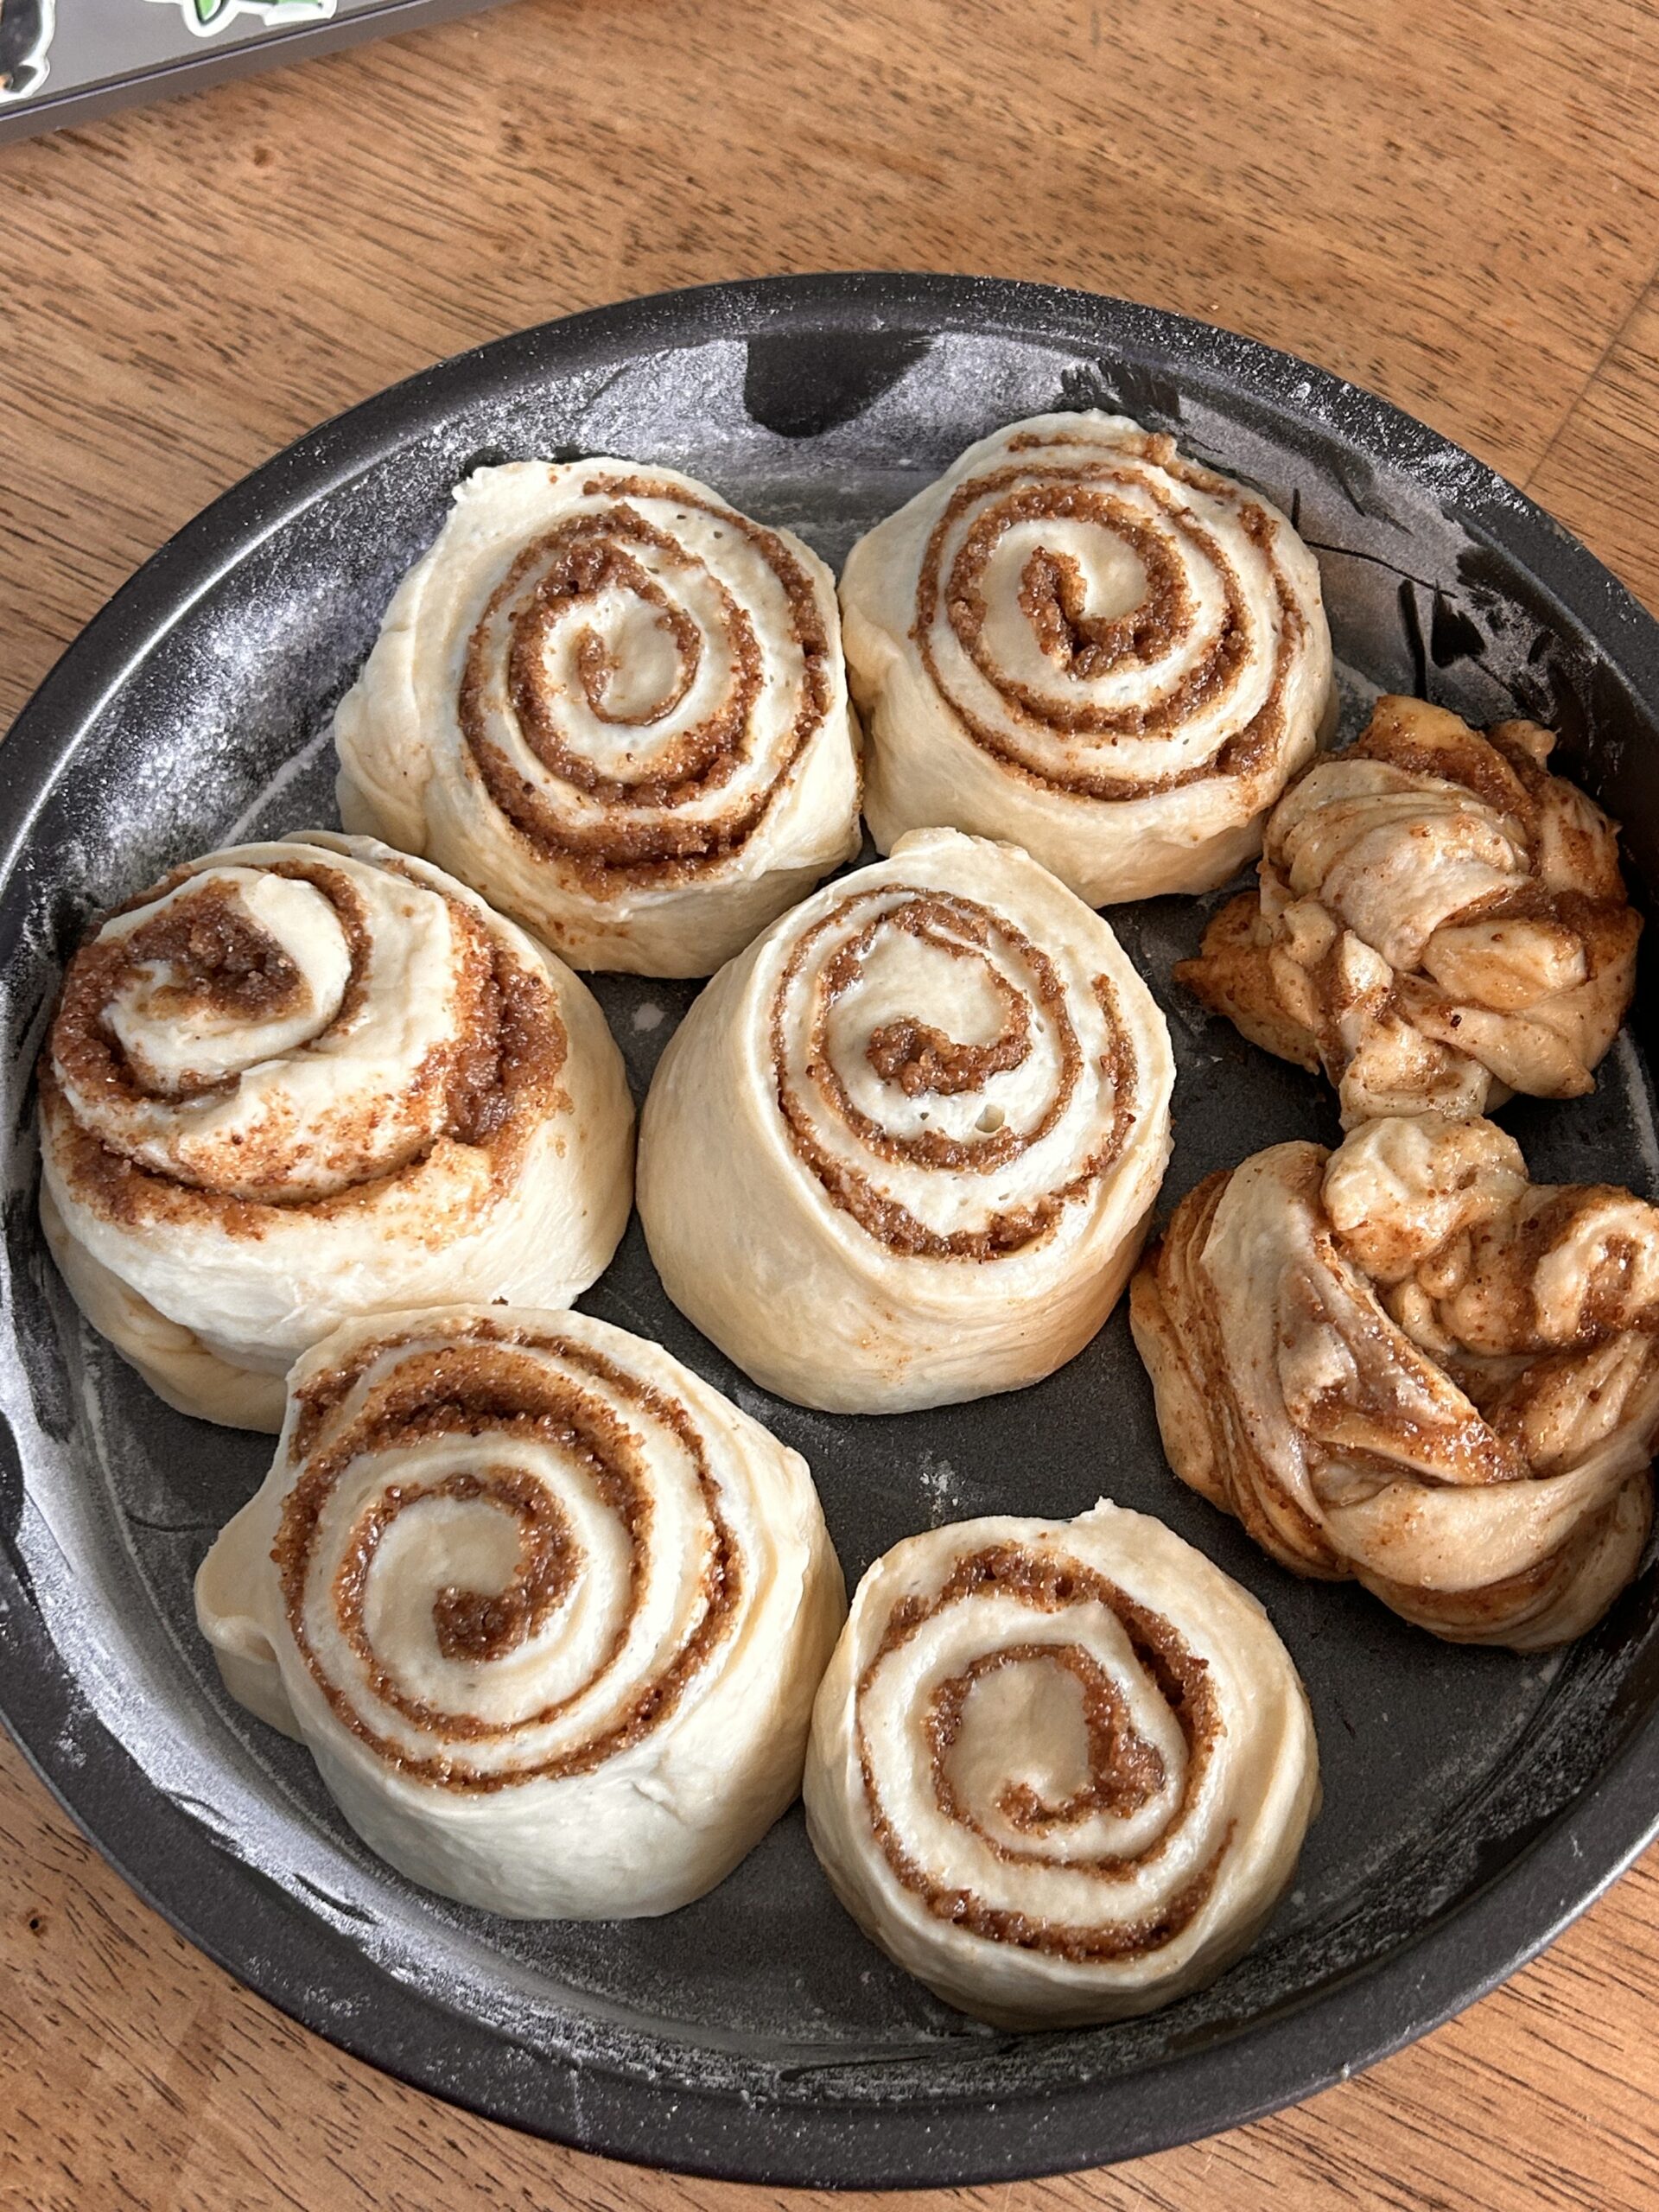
2,274 -> 1657,2187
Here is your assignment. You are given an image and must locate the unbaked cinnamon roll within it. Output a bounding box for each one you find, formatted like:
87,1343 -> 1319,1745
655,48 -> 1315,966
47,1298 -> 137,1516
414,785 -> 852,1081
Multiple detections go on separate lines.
196,1306 -> 845,1917
1131,1115 -> 1657,1648
334,460 -> 862,976
637,827 -> 1174,1413
39,833 -> 633,1431
1177,696 -> 1641,1124
804,1502 -> 1318,2027
839,412 -> 1334,904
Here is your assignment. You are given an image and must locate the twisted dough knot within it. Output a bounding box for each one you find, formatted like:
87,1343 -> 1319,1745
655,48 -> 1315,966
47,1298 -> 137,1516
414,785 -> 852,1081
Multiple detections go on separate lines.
804,1503 -> 1318,2027
334,460 -> 861,976
1178,696 -> 1642,1124
839,410 -> 1334,904
1130,1115 -> 1658,1648
195,1306 -> 845,1918
38,832 -> 632,1429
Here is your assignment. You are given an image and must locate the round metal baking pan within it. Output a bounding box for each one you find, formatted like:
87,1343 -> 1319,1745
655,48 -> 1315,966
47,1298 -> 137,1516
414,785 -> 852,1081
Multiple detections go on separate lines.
2,273 -> 1656,2187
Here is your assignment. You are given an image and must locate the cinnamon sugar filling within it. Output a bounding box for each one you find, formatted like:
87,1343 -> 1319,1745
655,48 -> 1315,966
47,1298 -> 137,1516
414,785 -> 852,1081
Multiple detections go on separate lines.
855,1544 -> 1227,1961
43,856 -> 568,1230
459,475 -> 833,893
770,887 -> 1137,1259
275,1323 -> 742,1793
912,455 -> 1304,800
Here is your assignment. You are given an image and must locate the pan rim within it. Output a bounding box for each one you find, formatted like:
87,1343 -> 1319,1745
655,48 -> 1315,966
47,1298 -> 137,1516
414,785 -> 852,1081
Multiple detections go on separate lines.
3,270 -> 1657,2187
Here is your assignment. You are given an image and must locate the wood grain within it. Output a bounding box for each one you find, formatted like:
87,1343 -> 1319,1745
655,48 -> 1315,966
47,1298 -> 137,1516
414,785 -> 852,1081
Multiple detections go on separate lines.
3,1738 -> 1657,2211
3,1 -> 1659,2205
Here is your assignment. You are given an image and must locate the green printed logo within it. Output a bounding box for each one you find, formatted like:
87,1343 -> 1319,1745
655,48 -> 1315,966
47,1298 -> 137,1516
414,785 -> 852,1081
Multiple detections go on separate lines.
158,0 -> 338,35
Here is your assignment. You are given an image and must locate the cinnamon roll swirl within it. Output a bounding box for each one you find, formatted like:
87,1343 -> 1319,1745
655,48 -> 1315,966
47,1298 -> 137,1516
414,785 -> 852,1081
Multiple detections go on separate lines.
39,833 -> 633,1431
1177,696 -> 1642,1124
637,827 -> 1174,1414
1131,1115 -> 1658,1648
804,1503 -> 1319,2027
334,460 -> 862,976
839,412 -> 1334,904
196,1306 -> 845,1917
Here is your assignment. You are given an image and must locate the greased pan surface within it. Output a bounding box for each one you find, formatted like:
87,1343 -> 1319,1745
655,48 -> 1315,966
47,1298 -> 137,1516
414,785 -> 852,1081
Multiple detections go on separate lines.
2,275 -> 1657,2186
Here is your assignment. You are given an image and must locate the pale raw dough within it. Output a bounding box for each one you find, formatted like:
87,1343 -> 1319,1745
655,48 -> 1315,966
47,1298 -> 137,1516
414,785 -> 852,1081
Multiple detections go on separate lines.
1178,696 -> 1642,1123
39,832 -> 633,1430
840,411 -> 1335,904
334,459 -> 862,976
637,827 -> 1175,1414
1131,1114 -> 1657,1647
804,1501 -> 1319,2028
196,1306 -> 846,1917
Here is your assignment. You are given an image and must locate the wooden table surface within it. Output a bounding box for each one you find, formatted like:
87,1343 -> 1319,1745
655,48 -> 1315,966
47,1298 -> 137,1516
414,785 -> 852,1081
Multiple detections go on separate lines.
4,2 -> 1659,2204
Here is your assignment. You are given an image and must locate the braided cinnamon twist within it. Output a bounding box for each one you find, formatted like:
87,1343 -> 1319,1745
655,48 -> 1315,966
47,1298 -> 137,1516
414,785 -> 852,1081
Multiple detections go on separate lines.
334,461 -> 862,976
839,411 -> 1334,904
637,827 -> 1174,1413
804,1503 -> 1319,2026
1130,1115 -> 1657,1647
196,1306 -> 845,1917
39,832 -> 633,1430
1178,696 -> 1641,1124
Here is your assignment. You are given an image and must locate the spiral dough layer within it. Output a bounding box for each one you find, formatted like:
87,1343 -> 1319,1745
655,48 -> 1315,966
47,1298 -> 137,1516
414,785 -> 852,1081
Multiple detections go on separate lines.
39,832 -> 633,1430
804,1503 -> 1318,2027
1130,1115 -> 1658,1647
637,827 -> 1175,1413
839,411 -> 1335,904
1178,695 -> 1642,1124
334,460 -> 862,976
195,1305 -> 846,1917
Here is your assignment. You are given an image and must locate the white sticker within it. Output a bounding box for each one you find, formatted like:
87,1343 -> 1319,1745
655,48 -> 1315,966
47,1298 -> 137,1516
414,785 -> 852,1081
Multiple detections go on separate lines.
0,0 -> 55,102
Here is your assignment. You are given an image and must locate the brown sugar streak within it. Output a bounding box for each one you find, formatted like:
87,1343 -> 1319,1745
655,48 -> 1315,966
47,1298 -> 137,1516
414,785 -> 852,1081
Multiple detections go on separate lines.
458,474 -> 833,895
273,1319 -> 742,1794
43,851 -> 568,1231
48,863 -> 372,1118
768,886 -> 1138,1258
929,1641 -> 1168,1834
855,1543 -> 1227,1961
912,451 -> 1304,800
